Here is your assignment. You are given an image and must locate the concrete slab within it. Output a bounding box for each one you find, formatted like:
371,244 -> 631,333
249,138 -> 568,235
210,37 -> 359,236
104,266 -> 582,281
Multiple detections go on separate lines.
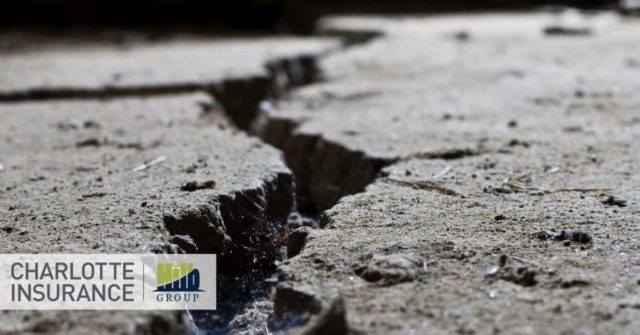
0,36 -> 340,128
0,93 -> 295,333
272,144 -> 640,334
258,12 -> 640,334
0,37 -> 338,96
259,12 -> 640,209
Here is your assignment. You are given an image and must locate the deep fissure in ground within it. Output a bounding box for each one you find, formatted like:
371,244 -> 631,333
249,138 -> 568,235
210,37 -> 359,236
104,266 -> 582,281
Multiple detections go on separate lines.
0,29 -> 386,333
188,29 -> 389,333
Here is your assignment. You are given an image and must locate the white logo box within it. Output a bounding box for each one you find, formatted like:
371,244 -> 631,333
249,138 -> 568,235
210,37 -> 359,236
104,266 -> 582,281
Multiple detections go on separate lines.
0,254 -> 216,310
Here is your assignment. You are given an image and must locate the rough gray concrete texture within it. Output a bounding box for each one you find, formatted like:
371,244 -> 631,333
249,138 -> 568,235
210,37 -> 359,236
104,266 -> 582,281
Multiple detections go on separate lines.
264,12 -> 640,334
0,36 -> 339,97
259,11 -> 640,209
1,10 -> 640,335
0,93 -> 294,334
275,146 -> 640,334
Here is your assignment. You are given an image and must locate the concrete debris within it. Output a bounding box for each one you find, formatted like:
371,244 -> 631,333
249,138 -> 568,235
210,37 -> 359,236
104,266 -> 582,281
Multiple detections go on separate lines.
497,266 -> 538,287
355,254 -> 423,286
536,230 -> 594,245
168,234 -> 198,253
293,296 -> 348,335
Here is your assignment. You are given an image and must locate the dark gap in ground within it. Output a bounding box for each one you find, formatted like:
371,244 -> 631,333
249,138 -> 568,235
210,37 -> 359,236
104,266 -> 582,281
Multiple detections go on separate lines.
0,85 -> 208,102
0,35 -> 357,334
248,30 -> 496,333
183,28 -> 389,334
155,33 -> 369,334
0,39 -> 338,333
162,172 -> 294,334
0,50 -> 325,132
0,23 -> 487,332
407,148 -> 484,160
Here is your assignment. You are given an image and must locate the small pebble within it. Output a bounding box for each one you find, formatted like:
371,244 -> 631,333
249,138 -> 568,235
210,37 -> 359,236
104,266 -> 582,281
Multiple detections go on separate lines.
484,265 -> 500,278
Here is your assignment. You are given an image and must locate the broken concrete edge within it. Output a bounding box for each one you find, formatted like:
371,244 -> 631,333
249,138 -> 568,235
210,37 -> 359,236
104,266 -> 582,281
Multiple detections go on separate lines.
246,18 -> 392,212
269,283 -> 347,335
134,311 -> 198,335
0,28 -> 380,334
258,17 -> 479,333
229,52 -> 328,130
0,91 -> 301,332
162,169 -> 296,328
162,170 -> 294,257
258,115 -> 395,211
0,23 -> 389,333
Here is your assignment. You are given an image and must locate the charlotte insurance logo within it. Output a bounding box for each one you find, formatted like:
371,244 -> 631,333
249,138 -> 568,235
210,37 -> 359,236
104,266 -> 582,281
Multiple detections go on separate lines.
0,254 -> 216,310
154,262 -> 203,303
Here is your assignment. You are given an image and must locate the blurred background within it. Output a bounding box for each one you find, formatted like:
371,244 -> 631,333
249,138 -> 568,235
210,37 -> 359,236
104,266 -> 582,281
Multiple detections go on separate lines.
0,0 -> 625,34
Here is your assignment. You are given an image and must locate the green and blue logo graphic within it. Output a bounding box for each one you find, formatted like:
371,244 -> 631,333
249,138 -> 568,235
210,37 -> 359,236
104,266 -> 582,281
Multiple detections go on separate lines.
155,262 -> 202,292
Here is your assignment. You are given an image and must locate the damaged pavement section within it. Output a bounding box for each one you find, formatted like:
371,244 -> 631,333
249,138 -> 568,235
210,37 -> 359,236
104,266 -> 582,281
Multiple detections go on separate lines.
261,12 -> 640,334
257,12 -> 640,210
1,10 -> 640,335
0,93 -> 295,333
272,145 -> 640,334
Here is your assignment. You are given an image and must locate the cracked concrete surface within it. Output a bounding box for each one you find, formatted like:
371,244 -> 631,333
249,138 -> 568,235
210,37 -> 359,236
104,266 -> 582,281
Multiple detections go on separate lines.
1,10 -> 640,335
260,12 -> 640,335
0,93 -> 295,333
0,36 -> 339,129
274,146 -> 640,334
0,34 -> 345,333
0,93 -> 293,254
259,12 -> 640,209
